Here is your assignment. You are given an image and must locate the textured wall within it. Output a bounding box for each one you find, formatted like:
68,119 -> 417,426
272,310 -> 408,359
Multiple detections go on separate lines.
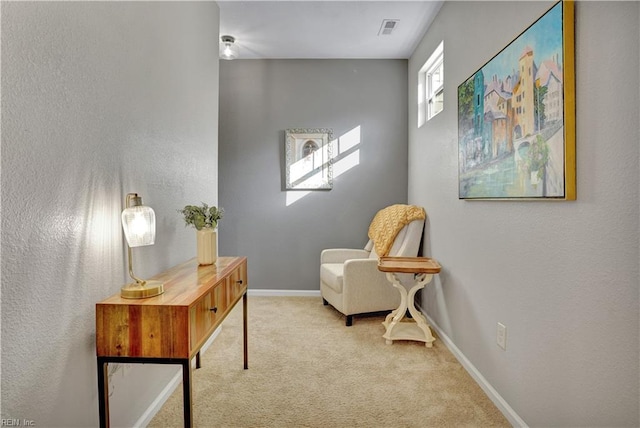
219,59 -> 409,291
409,1 -> 639,426
1,2 -> 219,426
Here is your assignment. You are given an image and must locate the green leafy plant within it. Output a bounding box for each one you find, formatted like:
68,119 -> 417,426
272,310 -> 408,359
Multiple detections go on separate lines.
179,203 -> 224,230
527,135 -> 550,180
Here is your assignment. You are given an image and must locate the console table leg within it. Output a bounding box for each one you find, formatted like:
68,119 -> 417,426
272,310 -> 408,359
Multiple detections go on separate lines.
97,358 -> 109,428
243,292 -> 248,370
182,360 -> 193,427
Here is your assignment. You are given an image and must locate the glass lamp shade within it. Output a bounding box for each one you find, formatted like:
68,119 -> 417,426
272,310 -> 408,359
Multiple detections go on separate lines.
220,35 -> 239,60
122,204 -> 156,247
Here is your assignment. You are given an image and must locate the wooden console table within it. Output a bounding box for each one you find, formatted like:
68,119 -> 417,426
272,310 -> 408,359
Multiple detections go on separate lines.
96,256 -> 248,428
378,256 -> 441,347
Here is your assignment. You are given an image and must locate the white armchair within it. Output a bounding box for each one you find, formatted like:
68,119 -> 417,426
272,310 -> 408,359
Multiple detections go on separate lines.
320,206 -> 425,326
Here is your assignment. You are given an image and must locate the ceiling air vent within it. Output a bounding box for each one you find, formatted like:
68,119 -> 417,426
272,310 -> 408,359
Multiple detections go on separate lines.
378,19 -> 399,36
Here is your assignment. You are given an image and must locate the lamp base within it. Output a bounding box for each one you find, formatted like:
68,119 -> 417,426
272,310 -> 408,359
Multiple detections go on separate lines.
121,280 -> 165,299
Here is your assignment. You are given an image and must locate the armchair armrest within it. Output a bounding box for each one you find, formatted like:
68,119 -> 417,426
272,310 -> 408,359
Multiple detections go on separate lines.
321,248 -> 370,264
341,258 -> 397,313
343,258 -> 381,277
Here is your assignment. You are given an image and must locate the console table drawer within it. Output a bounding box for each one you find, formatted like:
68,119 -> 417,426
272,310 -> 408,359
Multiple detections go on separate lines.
189,262 -> 247,350
227,262 -> 247,305
190,279 -> 227,351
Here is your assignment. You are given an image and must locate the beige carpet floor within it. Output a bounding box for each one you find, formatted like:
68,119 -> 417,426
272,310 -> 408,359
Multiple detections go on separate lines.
148,296 -> 509,427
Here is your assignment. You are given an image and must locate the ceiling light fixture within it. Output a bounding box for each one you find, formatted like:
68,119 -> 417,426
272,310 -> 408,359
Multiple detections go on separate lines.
220,35 -> 239,60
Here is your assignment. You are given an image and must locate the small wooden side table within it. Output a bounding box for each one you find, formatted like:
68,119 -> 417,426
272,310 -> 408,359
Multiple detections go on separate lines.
378,256 -> 441,347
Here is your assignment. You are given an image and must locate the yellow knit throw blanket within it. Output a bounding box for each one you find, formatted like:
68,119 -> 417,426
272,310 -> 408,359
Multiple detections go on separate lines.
368,204 -> 426,257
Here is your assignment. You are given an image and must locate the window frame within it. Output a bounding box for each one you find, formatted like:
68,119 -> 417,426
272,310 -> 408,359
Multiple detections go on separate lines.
426,54 -> 444,120
418,41 -> 444,127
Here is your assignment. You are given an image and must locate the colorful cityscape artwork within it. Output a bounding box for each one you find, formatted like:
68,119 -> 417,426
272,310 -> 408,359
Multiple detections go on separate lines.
458,1 -> 575,200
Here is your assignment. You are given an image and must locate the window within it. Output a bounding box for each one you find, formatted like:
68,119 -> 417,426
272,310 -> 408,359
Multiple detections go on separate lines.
418,41 -> 444,127
427,56 -> 444,120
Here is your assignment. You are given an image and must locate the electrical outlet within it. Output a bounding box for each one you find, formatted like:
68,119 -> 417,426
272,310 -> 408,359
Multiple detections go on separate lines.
497,322 -> 507,350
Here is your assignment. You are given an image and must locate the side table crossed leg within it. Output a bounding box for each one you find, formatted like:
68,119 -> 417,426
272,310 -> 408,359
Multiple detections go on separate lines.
382,272 -> 436,347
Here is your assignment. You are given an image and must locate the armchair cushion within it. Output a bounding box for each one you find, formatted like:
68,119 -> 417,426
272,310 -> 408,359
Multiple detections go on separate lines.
320,264 -> 344,293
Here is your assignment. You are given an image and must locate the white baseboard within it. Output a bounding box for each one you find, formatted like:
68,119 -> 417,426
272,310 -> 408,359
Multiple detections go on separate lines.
247,289 -> 321,297
417,304 -> 528,427
135,327 -> 223,428
134,368 -> 181,428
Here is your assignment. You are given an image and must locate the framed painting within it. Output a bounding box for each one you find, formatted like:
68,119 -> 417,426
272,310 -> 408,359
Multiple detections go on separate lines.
457,0 -> 575,200
285,128 -> 333,190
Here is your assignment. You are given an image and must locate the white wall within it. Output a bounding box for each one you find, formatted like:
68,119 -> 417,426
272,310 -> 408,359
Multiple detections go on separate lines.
1,2 -> 220,426
409,1 -> 639,426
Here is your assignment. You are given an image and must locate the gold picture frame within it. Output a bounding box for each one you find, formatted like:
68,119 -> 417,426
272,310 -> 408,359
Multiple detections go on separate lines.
457,0 -> 575,200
